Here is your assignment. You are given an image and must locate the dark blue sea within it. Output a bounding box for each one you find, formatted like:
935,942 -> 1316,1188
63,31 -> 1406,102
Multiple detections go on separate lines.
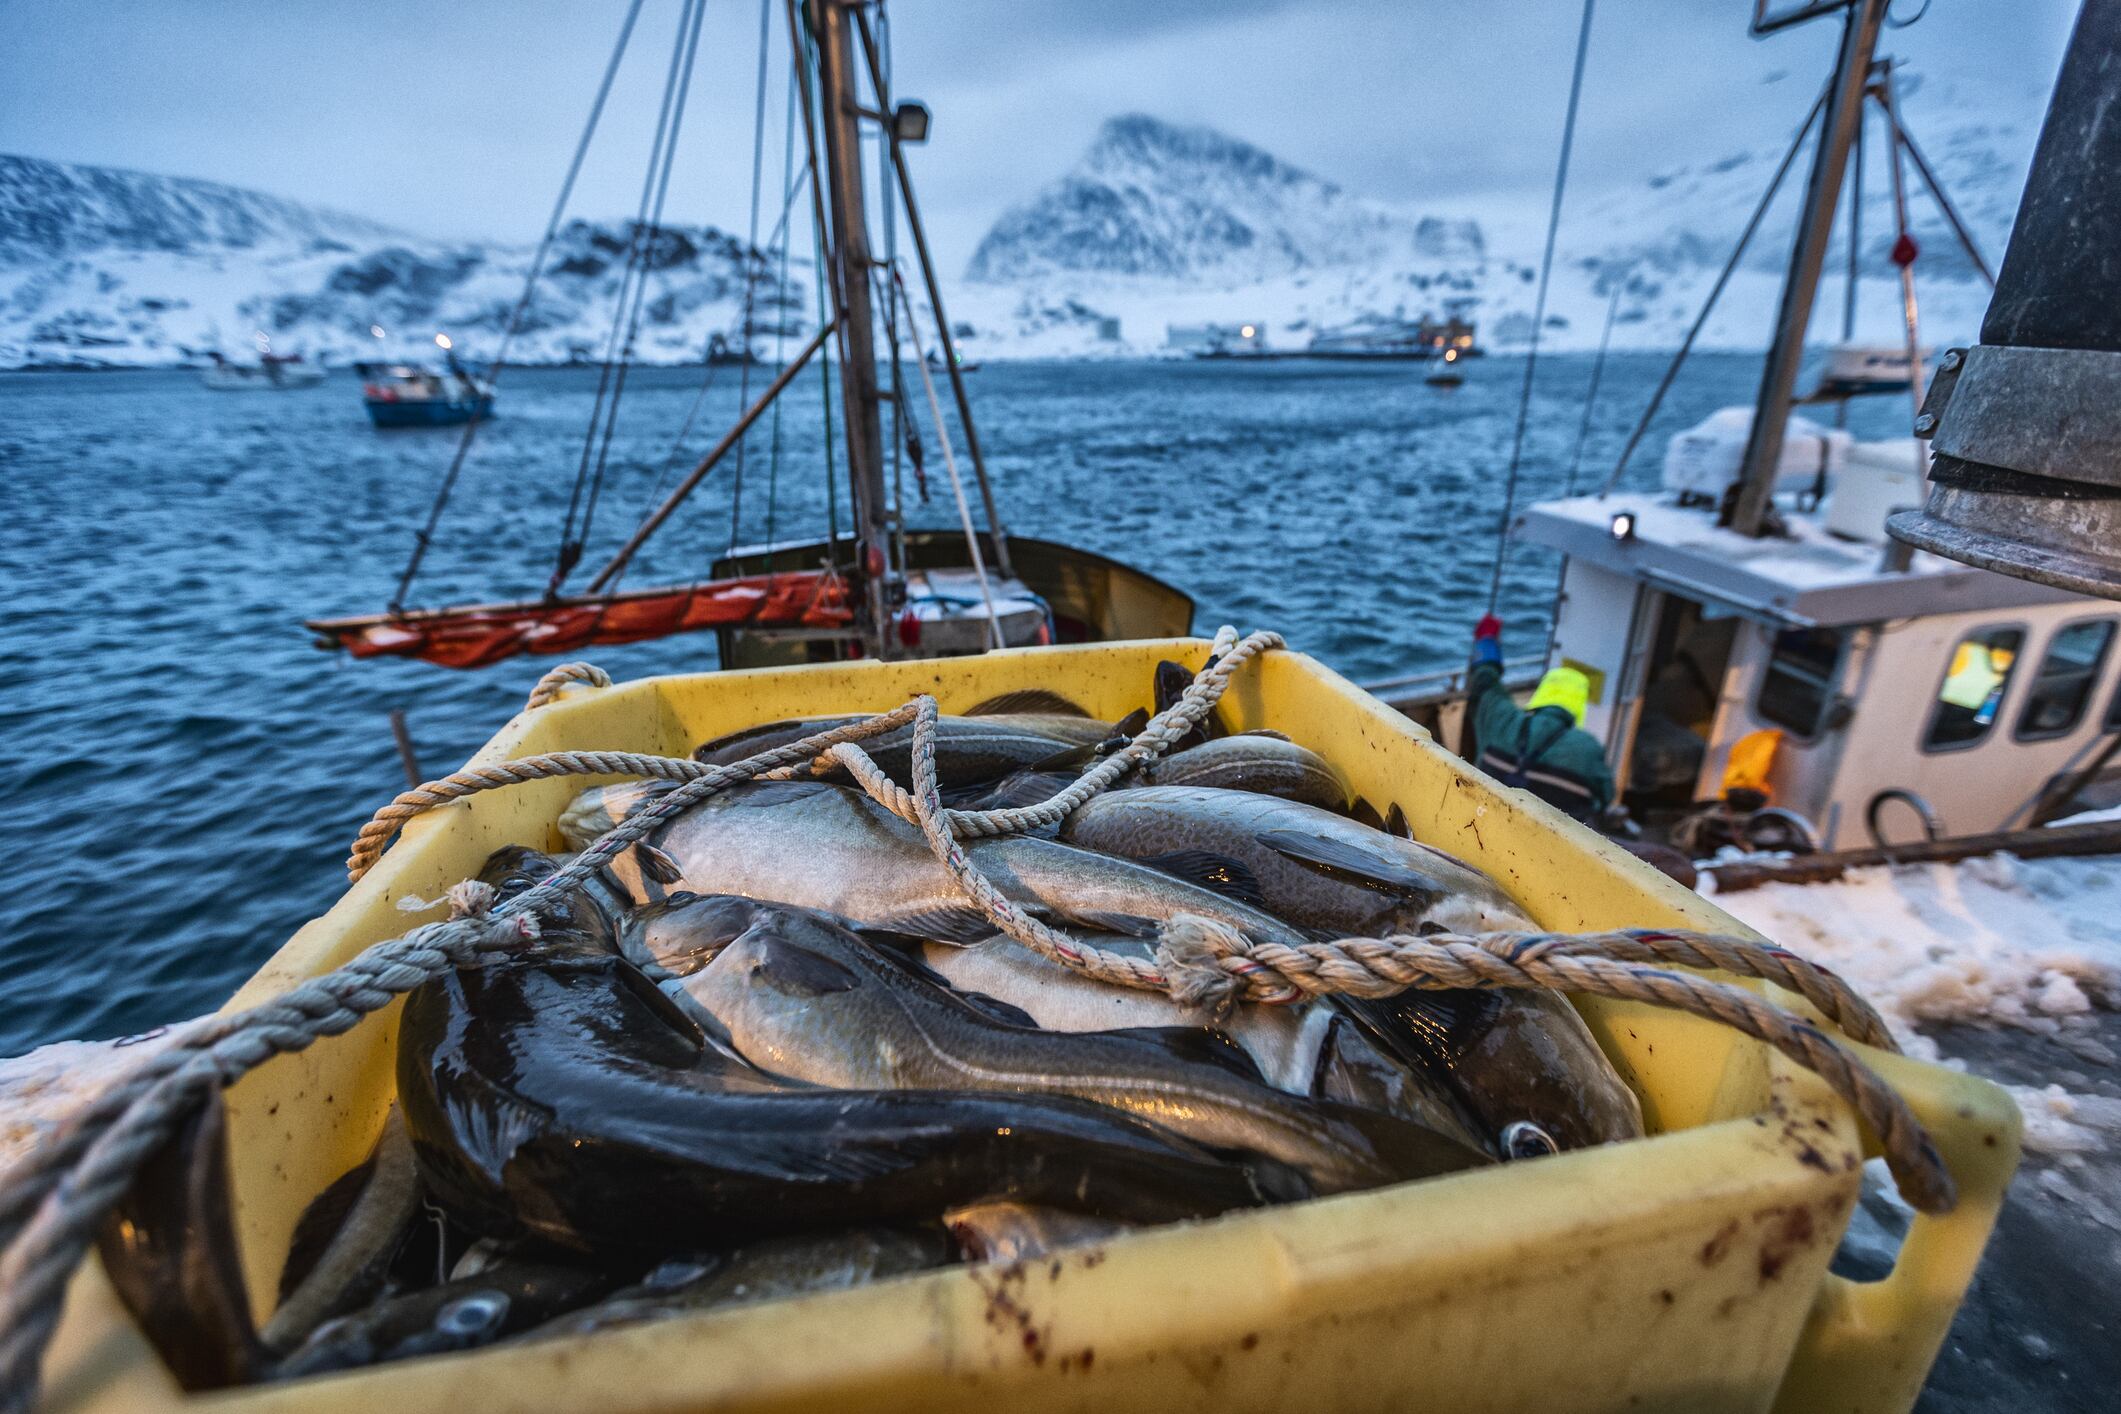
0,355 -> 1919,1056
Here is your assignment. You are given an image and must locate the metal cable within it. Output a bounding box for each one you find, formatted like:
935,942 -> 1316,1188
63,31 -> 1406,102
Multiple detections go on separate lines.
728,0 -> 776,552
1485,0 -> 1598,614
1598,82 -> 1829,499
388,0 -> 646,613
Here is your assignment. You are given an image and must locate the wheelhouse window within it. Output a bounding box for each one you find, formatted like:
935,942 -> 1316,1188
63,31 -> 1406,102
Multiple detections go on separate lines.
1755,627 -> 1843,739
2016,620 -> 2117,741
1924,626 -> 2025,751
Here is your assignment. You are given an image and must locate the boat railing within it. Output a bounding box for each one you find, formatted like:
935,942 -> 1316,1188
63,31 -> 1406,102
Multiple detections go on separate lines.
1359,653 -> 1547,709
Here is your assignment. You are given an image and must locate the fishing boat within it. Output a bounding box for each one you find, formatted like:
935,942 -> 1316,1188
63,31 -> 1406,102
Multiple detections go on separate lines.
199,349 -> 325,391
356,351 -> 495,429
1305,311 -> 1480,361
1425,346 -> 1467,387
310,0 -> 1188,666
1373,0 -> 2121,862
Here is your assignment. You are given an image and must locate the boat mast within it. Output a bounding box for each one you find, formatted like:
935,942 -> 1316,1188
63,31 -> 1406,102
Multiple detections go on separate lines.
1728,0 -> 1890,537
809,0 -> 895,654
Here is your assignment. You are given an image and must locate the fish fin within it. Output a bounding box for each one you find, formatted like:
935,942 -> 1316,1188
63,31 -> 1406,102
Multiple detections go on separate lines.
1101,1026 -> 1267,1082
635,843 -> 684,886
1384,803 -> 1413,840
965,769 -> 1074,812
948,988 -> 1043,1029
1256,829 -> 1444,903
1152,661 -> 1222,748
866,906 -> 1006,945
1063,909 -> 1161,939
750,936 -> 863,997
1347,797 -> 1386,831
962,689 -> 1090,717
1026,742 -> 1101,773
1133,850 -> 1269,911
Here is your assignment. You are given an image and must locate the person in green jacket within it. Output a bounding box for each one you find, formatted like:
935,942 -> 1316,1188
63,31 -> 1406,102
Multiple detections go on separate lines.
1468,614 -> 1616,824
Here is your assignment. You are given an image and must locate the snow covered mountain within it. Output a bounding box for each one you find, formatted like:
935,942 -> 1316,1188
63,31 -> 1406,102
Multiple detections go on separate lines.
950,103 -> 2033,360
966,114 -> 1482,284
0,154 -> 794,368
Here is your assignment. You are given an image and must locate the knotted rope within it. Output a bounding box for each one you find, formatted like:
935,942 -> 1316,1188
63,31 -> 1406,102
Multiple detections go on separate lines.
0,631 -> 1951,1408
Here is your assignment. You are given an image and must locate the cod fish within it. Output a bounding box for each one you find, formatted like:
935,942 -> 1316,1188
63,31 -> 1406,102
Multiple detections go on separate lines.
971,732 -> 1348,814
397,948 -> 1306,1258
262,1107 -> 423,1352
1060,786 -> 1644,1151
657,895 -> 1489,1193
96,1088 -> 264,1390
946,1202 -> 1133,1264
276,1261 -> 615,1378
562,777 -> 1330,953
531,1228 -> 953,1339
691,690 -> 1117,794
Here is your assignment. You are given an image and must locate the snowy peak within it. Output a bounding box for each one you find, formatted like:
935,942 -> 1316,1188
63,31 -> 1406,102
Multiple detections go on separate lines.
0,153 -> 400,266
966,114 -> 1482,285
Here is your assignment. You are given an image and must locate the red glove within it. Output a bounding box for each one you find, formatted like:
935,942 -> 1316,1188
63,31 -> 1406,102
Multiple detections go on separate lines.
1474,613 -> 1503,641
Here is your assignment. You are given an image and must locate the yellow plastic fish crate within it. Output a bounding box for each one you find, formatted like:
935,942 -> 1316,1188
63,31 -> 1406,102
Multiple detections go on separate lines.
40,639 -> 2020,1413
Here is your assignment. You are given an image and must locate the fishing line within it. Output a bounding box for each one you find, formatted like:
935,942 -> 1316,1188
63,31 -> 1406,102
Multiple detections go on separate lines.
551,0 -> 704,595
1484,0 -> 1597,616
728,0 -> 776,553
389,0 -> 645,612
574,0 -> 711,571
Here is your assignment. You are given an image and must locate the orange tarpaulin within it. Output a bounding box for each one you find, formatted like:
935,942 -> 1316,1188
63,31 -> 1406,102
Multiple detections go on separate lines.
307,571 -> 853,669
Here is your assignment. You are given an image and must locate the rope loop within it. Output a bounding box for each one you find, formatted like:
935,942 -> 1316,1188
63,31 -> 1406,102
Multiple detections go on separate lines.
525,661 -> 613,711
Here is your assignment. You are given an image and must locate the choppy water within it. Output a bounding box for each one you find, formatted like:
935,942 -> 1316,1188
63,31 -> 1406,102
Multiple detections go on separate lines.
0,355 -> 1917,1055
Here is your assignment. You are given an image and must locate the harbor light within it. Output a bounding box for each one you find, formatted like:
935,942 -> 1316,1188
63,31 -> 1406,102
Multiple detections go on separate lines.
1609,510 -> 1637,542
434,333 -> 453,350
1240,325 -> 1256,339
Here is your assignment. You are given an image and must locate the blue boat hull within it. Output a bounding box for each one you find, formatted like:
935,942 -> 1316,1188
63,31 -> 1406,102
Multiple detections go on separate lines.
365,395 -> 494,428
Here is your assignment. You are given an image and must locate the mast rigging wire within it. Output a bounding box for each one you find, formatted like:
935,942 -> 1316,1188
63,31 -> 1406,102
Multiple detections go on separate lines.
1561,278 -> 1624,497
554,0 -> 710,595
1483,0 -> 1598,616
388,0 -> 646,613
1597,83 -> 1829,499
728,0 -> 776,552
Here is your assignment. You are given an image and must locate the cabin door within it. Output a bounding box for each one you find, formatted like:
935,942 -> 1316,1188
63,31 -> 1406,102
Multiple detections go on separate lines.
1614,594 -> 1740,814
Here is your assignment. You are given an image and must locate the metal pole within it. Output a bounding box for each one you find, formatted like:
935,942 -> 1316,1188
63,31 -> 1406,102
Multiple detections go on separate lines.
1877,63 -> 1928,430
1835,78 -> 1865,430
388,710 -> 422,790
810,0 -> 893,656
1729,0 -> 1890,537
850,8 -> 1015,580
587,322 -> 835,592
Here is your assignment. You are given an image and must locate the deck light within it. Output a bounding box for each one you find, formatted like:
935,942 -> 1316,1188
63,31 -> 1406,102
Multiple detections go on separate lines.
434,334 -> 453,351
1610,510 -> 1637,542
370,325 -> 387,339
892,101 -> 930,143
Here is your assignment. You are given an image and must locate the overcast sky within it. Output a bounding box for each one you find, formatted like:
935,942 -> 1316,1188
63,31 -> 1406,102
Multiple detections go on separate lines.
0,1 -> 2078,271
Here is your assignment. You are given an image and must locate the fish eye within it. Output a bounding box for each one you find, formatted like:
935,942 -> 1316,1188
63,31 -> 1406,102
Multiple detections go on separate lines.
1501,1121 -> 1559,1160
437,1292 -> 509,1336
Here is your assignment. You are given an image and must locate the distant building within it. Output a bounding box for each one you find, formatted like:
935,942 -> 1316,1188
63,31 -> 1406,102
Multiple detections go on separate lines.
1096,317 -> 1122,342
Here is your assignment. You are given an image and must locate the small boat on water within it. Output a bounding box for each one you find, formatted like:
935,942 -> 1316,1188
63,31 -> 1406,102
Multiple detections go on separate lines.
199,350 -> 325,391
1425,347 -> 1467,387
356,356 -> 494,428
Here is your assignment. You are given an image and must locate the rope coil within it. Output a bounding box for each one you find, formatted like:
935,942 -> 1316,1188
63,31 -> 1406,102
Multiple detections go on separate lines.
0,631 -> 1952,1410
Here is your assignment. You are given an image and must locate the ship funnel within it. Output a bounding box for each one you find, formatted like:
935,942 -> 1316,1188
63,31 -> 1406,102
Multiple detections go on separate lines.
1887,0 -> 2121,599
